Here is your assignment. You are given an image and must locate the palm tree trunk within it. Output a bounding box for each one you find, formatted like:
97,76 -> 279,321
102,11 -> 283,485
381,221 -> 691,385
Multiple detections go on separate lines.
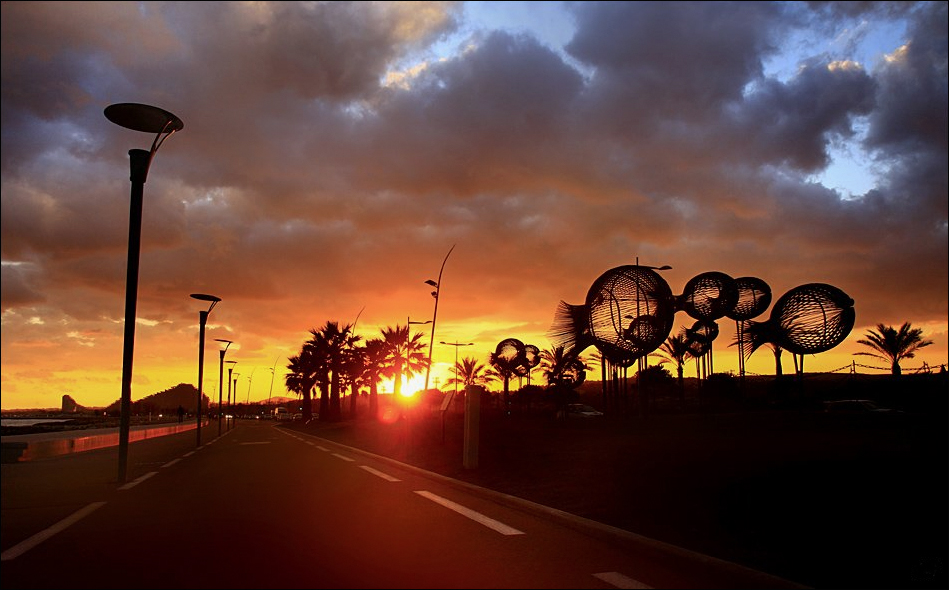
319,384 -> 329,420
369,381 -> 378,418
302,385 -> 313,422
349,383 -> 358,416
677,363 -> 685,409
330,371 -> 341,420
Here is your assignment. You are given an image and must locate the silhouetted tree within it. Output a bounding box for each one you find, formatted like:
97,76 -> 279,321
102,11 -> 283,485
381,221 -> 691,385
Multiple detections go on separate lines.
854,322 -> 933,376
341,329 -> 364,417
380,324 -> 429,401
488,350 -> 522,413
309,321 -> 355,421
654,331 -> 692,406
285,353 -> 316,422
450,356 -> 491,389
360,338 -> 388,418
539,345 -> 571,387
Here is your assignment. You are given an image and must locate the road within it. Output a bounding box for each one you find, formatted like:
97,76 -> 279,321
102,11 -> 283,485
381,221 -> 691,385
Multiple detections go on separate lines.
1,420 -> 804,589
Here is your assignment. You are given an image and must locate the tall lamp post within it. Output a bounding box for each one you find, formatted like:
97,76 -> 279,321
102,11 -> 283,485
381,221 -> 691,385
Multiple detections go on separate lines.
440,340 -> 472,443
409,317 -> 433,397
267,357 -> 281,406
409,317 -> 432,363
440,340 -> 474,399
226,360 -> 237,430
232,373 -> 240,420
214,339 -> 233,436
246,368 -> 256,404
424,244 -> 456,392
191,293 -> 221,446
105,102 -> 183,483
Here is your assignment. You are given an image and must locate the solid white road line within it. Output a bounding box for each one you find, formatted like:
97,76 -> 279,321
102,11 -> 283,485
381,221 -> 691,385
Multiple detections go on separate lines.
593,571 -> 652,589
414,490 -> 524,536
1,502 -> 107,561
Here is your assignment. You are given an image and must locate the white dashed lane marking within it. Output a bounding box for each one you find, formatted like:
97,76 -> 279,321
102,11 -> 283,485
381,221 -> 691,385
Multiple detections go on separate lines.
359,465 -> 401,482
414,490 -> 524,536
118,471 -> 157,491
1,502 -> 107,562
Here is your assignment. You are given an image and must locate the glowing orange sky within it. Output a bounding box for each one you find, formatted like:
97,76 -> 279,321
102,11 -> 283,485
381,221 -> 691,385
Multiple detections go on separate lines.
1,2 -> 946,410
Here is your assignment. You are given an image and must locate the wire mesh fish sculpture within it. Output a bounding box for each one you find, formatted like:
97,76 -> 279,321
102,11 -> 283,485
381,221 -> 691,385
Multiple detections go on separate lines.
675,271 -> 739,322
493,338 -> 540,376
548,265 -> 676,365
740,283 -> 855,357
726,276 -> 772,321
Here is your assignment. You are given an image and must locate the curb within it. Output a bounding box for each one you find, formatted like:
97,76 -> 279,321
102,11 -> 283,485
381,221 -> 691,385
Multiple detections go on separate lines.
1,422 -> 202,463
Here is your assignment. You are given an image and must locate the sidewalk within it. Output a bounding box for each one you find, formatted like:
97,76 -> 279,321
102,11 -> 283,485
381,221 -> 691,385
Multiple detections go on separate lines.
1,420 -> 205,463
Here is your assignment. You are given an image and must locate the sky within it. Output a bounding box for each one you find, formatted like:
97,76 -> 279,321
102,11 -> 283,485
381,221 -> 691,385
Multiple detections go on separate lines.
1,1 -> 947,410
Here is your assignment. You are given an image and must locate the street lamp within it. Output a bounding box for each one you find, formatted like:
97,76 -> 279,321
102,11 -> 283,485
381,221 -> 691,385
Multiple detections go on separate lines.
267,356 -> 282,405
232,372 -> 240,420
105,102 -> 183,484
424,244 -> 456,392
191,293 -> 221,447
225,360 -> 237,430
408,316 -> 432,372
440,340 -> 474,399
246,367 -> 256,404
440,339 -> 473,443
214,339 -> 233,436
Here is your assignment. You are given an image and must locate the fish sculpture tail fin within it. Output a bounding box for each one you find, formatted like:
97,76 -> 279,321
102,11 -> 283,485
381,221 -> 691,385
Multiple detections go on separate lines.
741,319 -> 774,358
548,301 -> 594,356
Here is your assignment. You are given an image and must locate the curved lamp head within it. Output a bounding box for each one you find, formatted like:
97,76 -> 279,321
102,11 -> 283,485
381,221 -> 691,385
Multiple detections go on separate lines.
105,102 -> 183,157
191,293 -> 221,314
215,338 -> 233,352
105,103 -> 183,134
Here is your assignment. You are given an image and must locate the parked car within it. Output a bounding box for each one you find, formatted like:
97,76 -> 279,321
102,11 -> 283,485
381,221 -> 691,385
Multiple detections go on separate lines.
557,403 -> 605,419
823,399 -> 902,414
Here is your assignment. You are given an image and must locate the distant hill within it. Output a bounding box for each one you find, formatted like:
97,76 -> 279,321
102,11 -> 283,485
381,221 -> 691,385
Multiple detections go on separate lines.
268,396 -> 297,404
61,394 -> 86,413
103,383 -> 204,416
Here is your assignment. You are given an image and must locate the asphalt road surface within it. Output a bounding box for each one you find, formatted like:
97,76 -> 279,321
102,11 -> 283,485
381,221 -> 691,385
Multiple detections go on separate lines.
1,420 -> 804,589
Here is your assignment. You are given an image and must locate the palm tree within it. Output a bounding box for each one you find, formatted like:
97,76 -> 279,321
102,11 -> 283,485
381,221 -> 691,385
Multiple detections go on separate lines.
655,332 -> 691,382
539,345 -> 570,387
309,321 -> 354,421
302,336 -> 331,420
342,331 -> 364,417
654,331 -> 692,407
488,350 -> 524,414
360,338 -> 388,418
450,356 -> 491,390
380,324 -> 429,400
285,351 -> 318,422
854,322 -> 933,375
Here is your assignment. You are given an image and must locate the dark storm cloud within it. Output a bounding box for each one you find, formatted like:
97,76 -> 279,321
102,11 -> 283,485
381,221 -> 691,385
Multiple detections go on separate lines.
1,1 -> 945,407
566,1 -> 782,122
